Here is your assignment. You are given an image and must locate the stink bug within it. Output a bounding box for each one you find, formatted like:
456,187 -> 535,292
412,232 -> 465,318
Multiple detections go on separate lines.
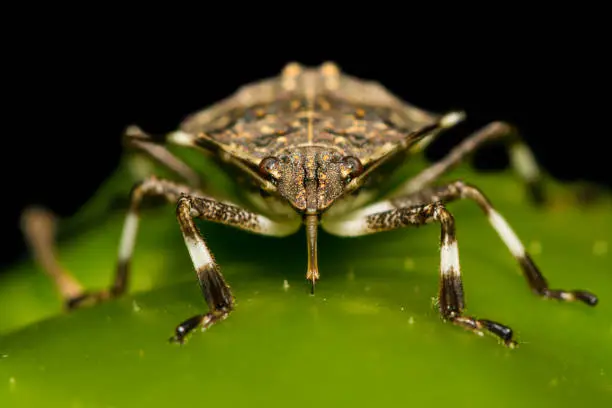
23,62 -> 598,347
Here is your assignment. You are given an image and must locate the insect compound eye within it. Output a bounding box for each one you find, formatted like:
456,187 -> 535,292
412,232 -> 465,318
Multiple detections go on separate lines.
340,156 -> 364,182
259,156 -> 281,181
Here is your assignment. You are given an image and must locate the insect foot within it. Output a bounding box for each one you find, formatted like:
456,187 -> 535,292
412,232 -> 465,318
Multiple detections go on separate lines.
169,308 -> 233,345
518,254 -> 599,306
439,272 -> 519,348
448,315 -> 518,348
65,291 -> 111,310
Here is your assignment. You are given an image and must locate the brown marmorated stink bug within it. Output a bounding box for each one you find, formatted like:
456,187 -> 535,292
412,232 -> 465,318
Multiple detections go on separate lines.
23,62 -> 598,347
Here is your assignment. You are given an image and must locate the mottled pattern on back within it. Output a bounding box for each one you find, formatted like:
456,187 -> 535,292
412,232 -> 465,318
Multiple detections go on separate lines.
179,63 -> 441,166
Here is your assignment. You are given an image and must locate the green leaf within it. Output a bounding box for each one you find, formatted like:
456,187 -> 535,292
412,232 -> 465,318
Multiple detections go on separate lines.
1,156 -> 611,407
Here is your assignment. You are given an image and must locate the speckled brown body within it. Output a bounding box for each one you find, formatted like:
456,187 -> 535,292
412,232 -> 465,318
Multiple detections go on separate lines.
178,62 -> 446,217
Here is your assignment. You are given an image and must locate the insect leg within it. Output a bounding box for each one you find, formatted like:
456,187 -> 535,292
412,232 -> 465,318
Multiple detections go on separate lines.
171,193 -> 301,344
393,121 -> 544,203
123,125 -> 203,188
393,181 -> 597,306
59,177 -> 205,309
408,111 -> 466,154
322,201 -> 519,347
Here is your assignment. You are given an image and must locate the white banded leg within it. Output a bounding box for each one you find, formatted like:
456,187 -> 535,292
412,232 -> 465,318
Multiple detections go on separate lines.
444,181 -> 597,305
170,193 -> 301,343
396,181 -> 597,306
392,121 -> 545,203
19,177 -> 201,309
61,177 -> 204,309
114,177 -> 208,295
322,201 -> 518,347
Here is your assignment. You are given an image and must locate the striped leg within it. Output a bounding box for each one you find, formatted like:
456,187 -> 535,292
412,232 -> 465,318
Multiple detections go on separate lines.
63,177 -> 204,309
322,200 -> 519,346
390,181 -> 598,306
171,193 -> 301,343
392,121 -> 545,204
22,176 -> 206,309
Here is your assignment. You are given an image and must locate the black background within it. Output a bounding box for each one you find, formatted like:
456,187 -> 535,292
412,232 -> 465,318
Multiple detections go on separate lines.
3,20 -> 609,272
